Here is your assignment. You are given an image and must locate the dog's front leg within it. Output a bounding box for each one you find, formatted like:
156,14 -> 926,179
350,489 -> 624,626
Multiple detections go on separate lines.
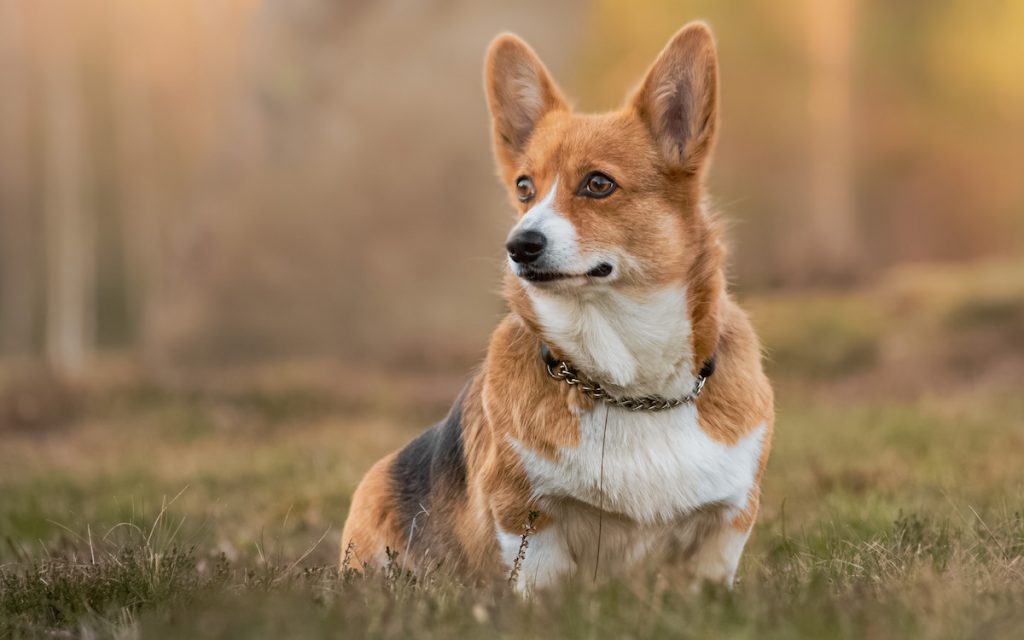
497,519 -> 575,595
677,500 -> 759,591
686,518 -> 753,590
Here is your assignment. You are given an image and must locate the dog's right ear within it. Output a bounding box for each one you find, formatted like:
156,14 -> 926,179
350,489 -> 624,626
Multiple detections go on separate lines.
630,22 -> 719,175
484,34 -> 567,173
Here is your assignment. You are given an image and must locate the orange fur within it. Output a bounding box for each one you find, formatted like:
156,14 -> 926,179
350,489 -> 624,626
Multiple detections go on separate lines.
341,22 -> 774,588
339,453 -> 404,568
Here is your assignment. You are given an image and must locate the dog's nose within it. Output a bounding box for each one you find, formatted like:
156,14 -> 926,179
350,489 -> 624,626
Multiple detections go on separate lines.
506,230 -> 547,264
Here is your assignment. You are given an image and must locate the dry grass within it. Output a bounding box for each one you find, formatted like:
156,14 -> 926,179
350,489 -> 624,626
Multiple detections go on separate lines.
1,259 -> 1022,638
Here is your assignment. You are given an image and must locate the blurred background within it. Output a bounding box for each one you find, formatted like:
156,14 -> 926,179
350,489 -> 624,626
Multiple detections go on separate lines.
2,3 -> 1023,634
1,0 -> 1021,383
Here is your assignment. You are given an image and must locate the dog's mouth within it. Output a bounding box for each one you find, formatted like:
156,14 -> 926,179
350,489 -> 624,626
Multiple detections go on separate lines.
519,262 -> 615,283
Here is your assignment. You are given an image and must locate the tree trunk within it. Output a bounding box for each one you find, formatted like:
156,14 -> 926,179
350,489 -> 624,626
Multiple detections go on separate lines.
0,0 -> 37,357
39,0 -> 95,379
109,2 -> 167,377
803,0 -> 861,282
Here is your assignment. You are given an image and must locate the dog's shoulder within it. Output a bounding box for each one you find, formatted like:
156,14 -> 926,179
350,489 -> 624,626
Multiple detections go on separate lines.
695,296 -> 774,446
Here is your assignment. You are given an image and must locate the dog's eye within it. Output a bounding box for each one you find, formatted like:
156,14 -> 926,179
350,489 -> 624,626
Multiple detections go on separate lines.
515,176 -> 536,203
578,172 -> 617,199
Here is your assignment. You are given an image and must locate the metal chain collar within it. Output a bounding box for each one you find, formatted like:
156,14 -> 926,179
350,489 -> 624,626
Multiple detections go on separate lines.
544,358 -> 709,412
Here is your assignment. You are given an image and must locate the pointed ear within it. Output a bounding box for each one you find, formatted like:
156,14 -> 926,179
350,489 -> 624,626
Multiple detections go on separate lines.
484,34 -> 567,171
631,23 -> 719,174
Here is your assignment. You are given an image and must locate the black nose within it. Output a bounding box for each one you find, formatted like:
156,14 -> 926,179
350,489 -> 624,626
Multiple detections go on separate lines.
506,229 -> 547,264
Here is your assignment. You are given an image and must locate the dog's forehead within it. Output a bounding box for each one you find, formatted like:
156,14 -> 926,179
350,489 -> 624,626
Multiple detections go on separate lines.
524,111 -> 659,183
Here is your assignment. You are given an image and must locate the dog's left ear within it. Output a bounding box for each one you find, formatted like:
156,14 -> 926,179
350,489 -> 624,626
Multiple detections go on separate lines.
485,34 -> 568,174
631,23 -> 719,174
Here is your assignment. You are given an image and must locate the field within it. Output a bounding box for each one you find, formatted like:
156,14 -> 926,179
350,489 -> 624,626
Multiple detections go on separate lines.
1,260 -> 1023,639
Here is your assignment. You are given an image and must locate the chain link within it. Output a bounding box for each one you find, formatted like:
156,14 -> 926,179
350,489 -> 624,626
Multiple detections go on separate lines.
545,360 -> 707,412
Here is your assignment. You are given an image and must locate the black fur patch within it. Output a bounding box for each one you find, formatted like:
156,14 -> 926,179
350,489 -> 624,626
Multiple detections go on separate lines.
390,387 -> 468,561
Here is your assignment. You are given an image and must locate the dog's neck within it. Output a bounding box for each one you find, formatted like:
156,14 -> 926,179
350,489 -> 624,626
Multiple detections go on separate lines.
528,285 -> 701,398
508,278 -> 724,400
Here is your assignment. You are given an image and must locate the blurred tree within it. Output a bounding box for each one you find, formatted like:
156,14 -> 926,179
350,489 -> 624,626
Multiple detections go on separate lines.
37,1 -> 95,378
0,0 -> 37,356
802,0 -> 862,281
108,0 -> 167,376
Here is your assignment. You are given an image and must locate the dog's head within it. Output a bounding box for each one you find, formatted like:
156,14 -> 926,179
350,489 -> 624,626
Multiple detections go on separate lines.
485,23 -> 721,295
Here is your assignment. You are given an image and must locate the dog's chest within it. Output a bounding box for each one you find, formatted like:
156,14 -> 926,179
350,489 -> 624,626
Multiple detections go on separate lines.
512,405 -> 765,524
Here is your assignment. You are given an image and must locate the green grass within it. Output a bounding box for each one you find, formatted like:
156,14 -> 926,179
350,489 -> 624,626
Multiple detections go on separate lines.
1,260 -> 1022,638
3,508 -> 1022,638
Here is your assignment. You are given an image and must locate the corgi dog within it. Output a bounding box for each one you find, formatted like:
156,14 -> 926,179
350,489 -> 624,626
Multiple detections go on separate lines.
341,22 -> 773,593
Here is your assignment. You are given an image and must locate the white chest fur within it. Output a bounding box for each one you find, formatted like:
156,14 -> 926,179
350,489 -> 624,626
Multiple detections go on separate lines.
504,284 -> 764,589
512,406 -> 765,524
527,285 -> 698,397
520,283 -> 764,522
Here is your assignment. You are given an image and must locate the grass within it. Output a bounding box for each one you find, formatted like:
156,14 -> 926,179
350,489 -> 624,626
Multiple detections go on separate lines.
3,509 -> 1022,638
1,259 -> 1022,638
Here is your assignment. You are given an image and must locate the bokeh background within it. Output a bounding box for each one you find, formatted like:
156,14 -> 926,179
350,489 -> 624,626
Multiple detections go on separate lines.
1,1 -> 1024,636
1,0 -> 1022,379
